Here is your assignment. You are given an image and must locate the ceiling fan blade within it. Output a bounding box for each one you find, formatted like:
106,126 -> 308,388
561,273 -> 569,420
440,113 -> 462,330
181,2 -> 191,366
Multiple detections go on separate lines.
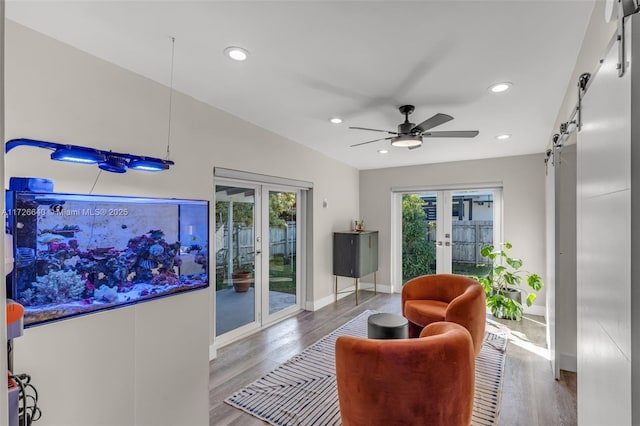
422,130 -> 479,138
408,144 -> 423,150
350,137 -> 393,147
349,126 -> 398,135
411,113 -> 454,133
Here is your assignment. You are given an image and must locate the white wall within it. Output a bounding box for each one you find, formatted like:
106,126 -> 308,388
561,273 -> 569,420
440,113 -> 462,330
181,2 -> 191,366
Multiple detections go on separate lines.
577,16 -> 633,424
5,21 -> 359,426
359,153 -> 546,314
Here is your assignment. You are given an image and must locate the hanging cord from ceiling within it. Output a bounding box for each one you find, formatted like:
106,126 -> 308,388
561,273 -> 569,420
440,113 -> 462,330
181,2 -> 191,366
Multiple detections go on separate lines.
89,169 -> 103,194
166,36 -> 175,161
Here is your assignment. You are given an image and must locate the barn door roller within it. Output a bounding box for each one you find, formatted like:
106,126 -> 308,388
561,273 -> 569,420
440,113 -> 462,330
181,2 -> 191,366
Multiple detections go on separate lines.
614,0 -> 640,77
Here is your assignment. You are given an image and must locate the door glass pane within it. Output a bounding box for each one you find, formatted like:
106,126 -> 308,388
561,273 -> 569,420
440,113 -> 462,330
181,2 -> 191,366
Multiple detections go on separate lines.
215,185 -> 255,336
268,190 -> 297,315
402,193 -> 437,283
451,190 -> 494,277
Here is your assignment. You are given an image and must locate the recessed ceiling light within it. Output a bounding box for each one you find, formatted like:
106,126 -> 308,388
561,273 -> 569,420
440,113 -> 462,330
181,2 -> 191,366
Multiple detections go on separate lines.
224,46 -> 249,61
329,117 -> 343,124
496,134 -> 511,140
489,82 -> 512,93
378,149 -> 389,154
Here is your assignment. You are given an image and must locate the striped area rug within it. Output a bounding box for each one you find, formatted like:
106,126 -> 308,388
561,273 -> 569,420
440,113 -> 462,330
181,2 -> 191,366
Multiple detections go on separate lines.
225,310 -> 507,425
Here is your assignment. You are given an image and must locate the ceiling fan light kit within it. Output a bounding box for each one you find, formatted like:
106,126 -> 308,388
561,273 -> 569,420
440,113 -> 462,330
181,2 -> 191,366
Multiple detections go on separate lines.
391,134 -> 422,148
349,104 -> 479,150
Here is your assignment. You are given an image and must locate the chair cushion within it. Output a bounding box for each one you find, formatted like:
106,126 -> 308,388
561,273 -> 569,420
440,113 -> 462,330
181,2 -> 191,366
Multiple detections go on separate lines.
404,300 -> 447,327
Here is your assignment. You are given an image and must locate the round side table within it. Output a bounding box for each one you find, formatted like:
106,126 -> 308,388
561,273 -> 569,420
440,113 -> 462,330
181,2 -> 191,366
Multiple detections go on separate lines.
367,313 -> 409,339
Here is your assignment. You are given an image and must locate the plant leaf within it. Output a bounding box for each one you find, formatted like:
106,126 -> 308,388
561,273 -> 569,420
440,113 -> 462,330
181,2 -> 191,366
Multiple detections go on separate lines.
527,274 -> 543,291
503,272 -> 521,285
480,245 -> 494,257
526,293 -> 537,306
506,257 -> 523,270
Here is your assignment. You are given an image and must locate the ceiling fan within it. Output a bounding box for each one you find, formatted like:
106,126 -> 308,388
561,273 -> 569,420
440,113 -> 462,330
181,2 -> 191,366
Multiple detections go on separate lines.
349,105 -> 479,149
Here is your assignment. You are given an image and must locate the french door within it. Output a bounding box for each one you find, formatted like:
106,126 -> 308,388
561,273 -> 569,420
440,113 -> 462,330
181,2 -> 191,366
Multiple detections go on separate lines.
398,187 -> 502,286
214,181 -> 302,344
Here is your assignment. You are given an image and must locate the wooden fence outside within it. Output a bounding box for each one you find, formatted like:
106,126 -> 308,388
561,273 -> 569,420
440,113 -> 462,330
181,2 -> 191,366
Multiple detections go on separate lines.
217,222 -> 297,268
451,220 -> 493,264
425,220 -> 493,265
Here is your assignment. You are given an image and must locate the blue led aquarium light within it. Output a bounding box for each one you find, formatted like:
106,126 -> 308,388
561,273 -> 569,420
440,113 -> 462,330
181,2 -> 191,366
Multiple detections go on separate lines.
5,138 -> 175,173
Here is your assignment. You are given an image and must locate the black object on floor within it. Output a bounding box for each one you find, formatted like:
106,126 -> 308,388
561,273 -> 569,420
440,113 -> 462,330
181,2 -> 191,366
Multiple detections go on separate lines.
367,312 -> 409,339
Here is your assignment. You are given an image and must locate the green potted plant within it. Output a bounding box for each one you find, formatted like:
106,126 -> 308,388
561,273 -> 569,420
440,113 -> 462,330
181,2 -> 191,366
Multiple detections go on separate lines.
473,242 -> 543,321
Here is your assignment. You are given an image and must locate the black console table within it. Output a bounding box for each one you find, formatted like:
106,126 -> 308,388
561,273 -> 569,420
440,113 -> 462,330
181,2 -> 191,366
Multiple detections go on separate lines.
333,231 -> 378,304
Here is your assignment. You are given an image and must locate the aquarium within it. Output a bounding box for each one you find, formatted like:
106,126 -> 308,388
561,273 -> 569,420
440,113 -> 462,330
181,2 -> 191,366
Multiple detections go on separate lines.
6,190 -> 209,327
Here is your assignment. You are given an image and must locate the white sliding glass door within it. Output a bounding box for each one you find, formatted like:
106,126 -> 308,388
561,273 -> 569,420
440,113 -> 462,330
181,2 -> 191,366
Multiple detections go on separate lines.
214,183 -> 260,341
215,180 -> 303,344
261,188 -> 301,323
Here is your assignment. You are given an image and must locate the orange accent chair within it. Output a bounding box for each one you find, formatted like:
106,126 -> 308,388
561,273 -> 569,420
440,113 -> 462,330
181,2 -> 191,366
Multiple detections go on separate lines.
402,273 -> 486,356
335,322 -> 475,426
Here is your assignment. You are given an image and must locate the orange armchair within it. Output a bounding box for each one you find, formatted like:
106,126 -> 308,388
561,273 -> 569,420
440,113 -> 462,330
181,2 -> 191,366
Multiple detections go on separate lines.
402,273 -> 486,356
335,322 -> 475,426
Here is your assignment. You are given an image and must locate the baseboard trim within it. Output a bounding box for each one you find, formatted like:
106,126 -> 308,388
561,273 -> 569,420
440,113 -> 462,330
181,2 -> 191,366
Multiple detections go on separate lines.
306,283 -> 393,311
559,352 -> 577,372
306,293 -> 336,311
523,305 -> 546,317
209,344 -> 217,361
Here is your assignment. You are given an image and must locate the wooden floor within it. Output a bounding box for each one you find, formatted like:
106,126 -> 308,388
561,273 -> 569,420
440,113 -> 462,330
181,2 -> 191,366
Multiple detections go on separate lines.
209,292 -> 577,426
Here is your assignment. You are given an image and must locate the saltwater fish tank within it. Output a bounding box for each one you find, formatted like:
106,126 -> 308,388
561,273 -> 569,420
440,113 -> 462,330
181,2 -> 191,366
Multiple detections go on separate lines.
6,190 -> 209,327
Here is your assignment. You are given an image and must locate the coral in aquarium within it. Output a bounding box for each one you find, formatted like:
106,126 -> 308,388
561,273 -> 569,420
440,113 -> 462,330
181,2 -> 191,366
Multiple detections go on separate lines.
21,227 -> 188,297
126,230 -> 182,284
94,285 -> 119,303
8,190 -> 210,328
26,270 -> 86,305
149,244 -> 164,256
151,271 -> 180,286
17,288 -> 35,306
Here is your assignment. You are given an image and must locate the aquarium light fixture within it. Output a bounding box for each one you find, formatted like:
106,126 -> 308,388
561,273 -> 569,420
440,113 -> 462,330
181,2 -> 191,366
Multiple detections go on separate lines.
128,157 -> 171,171
5,138 -> 175,173
98,155 -> 129,173
50,146 -> 106,164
